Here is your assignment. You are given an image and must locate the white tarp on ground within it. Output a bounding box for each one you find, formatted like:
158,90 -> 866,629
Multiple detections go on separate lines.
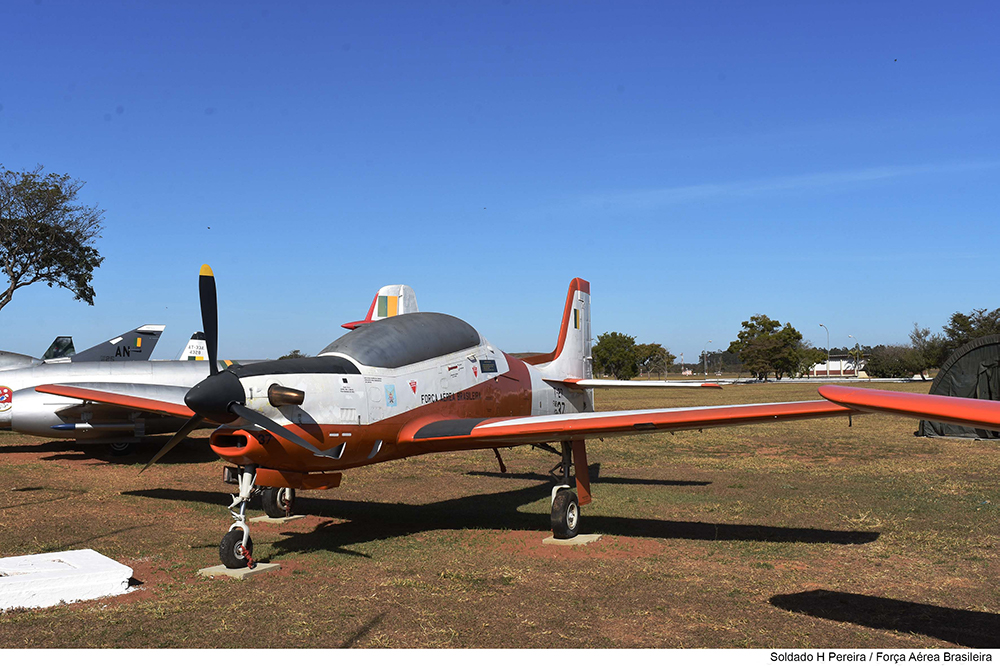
0,548 -> 133,611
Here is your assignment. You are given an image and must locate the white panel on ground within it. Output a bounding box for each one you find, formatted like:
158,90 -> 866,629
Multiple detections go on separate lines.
0,549 -> 133,611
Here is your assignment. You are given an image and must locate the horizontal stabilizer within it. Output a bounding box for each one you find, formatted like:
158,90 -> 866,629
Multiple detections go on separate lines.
553,378 -> 723,390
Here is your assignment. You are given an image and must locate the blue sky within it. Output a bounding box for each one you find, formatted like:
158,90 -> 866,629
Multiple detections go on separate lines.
2,1 -> 998,362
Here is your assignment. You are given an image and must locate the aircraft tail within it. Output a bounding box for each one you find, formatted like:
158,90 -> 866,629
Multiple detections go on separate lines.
342,285 -> 419,329
522,278 -> 592,380
40,336 -> 75,360
63,325 -> 165,363
178,332 -> 208,360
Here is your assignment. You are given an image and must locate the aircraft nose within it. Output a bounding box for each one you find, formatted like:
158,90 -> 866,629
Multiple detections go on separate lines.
185,371 -> 245,424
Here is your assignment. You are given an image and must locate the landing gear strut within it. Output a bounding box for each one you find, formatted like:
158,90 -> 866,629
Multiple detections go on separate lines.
261,487 -> 295,518
220,465 -> 258,569
550,441 -> 586,539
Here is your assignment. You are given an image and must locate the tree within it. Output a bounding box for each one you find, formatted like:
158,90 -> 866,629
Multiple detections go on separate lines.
864,345 -> 924,378
847,343 -> 865,374
592,332 -> 638,380
727,314 -> 817,380
728,314 -> 782,380
796,344 -> 827,378
635,342 -> 675,378
278,349 -> 309,360
908,323 -> 946,379
0,165 -> 105,313
941,308 -> 1000,359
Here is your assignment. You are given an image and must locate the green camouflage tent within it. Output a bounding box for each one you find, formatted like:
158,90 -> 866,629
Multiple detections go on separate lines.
918,334 -> 1000,439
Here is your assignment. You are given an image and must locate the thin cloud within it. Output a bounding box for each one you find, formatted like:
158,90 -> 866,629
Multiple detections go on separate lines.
549,161 -> 1000,215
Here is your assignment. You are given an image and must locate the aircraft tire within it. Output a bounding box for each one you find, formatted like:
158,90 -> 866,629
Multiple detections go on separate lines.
219,529 -> 253,569
551,489 -> 580,539
261,487 -> 295,518
108,441 -> 133,456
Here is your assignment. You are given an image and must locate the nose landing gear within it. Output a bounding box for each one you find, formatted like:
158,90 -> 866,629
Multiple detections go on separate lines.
220,465 -> 258,569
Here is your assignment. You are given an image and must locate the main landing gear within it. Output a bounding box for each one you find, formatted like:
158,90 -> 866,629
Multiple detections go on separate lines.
261,486 -> 296,519
548,440 -> 591,539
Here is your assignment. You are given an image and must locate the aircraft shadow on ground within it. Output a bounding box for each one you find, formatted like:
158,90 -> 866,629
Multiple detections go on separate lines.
770,589 -> 1000,648
0,437 -> 218,465
125,480 -> 878,559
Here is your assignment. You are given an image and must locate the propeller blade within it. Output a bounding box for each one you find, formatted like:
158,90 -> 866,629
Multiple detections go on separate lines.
199,264 -> 219,375
230,403 -> 343,459
140,415 -> 205,474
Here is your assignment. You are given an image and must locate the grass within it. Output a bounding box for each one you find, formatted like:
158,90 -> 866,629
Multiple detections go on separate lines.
0,381 -> 998,648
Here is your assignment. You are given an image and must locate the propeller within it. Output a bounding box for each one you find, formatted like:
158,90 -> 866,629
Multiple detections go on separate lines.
140,264 -> 322,473
199,264 -> 219,376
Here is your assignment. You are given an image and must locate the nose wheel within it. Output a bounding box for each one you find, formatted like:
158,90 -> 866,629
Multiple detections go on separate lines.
220,528 -> 254,569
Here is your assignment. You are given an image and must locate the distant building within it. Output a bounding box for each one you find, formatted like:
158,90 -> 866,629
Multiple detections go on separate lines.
809,355 -> 866,378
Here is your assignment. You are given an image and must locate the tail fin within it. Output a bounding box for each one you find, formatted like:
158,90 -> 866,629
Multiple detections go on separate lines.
342,284 -> 419,330
178,332 -> 208,360
523,278 -> 591,380
40,336 -> 75,360
63,324 -> 165,362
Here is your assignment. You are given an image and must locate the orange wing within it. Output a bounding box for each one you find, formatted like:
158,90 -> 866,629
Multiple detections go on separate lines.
34,384 -> 195,418
400,400 -> 855,447
819,385 -> 1000,431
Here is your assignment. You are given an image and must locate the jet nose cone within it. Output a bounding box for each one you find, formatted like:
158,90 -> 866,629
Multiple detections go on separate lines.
185,371 -> 245,423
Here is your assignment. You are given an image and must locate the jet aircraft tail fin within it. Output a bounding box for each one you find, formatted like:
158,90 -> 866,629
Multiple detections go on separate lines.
342,285 -> 419,329
40,336 -> 75,360
178,332 -> 208,360
522,278 -> 592,380
60,325 -> 165,363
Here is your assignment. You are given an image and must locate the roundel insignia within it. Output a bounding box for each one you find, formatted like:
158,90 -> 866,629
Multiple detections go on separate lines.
0,386 -> 11,412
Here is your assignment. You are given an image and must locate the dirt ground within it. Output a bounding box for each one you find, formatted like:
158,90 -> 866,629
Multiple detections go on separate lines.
0,381 -> 998,648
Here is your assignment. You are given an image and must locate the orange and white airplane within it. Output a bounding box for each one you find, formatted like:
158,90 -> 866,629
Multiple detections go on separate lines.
37,267 -> 856,568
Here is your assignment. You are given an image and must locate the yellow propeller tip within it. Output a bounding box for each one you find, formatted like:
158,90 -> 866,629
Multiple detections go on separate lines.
199,264 -> 214,277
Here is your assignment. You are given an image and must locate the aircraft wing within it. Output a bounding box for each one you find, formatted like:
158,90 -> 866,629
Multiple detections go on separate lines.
553,378 -> 723,389
819,385 -> 1000,431
400,400 -> 855,447
34,383 -> 195,418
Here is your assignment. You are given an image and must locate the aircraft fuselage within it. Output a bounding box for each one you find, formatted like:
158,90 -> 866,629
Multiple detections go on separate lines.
210,342 -> 592,473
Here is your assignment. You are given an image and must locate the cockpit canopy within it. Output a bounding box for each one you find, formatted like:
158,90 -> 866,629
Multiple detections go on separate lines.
320,312 -> 481,368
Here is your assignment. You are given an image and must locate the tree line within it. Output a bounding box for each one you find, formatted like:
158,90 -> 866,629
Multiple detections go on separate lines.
593,307 -> 1000,381
863,311 -> 1000,378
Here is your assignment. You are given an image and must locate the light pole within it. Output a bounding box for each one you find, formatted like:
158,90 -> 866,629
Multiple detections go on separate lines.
703,340 -> 712,376
848,334 -> 863,377
819,324 -> 829,377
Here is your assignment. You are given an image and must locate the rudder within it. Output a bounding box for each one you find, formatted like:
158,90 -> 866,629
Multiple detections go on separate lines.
523,278 -> 591,380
